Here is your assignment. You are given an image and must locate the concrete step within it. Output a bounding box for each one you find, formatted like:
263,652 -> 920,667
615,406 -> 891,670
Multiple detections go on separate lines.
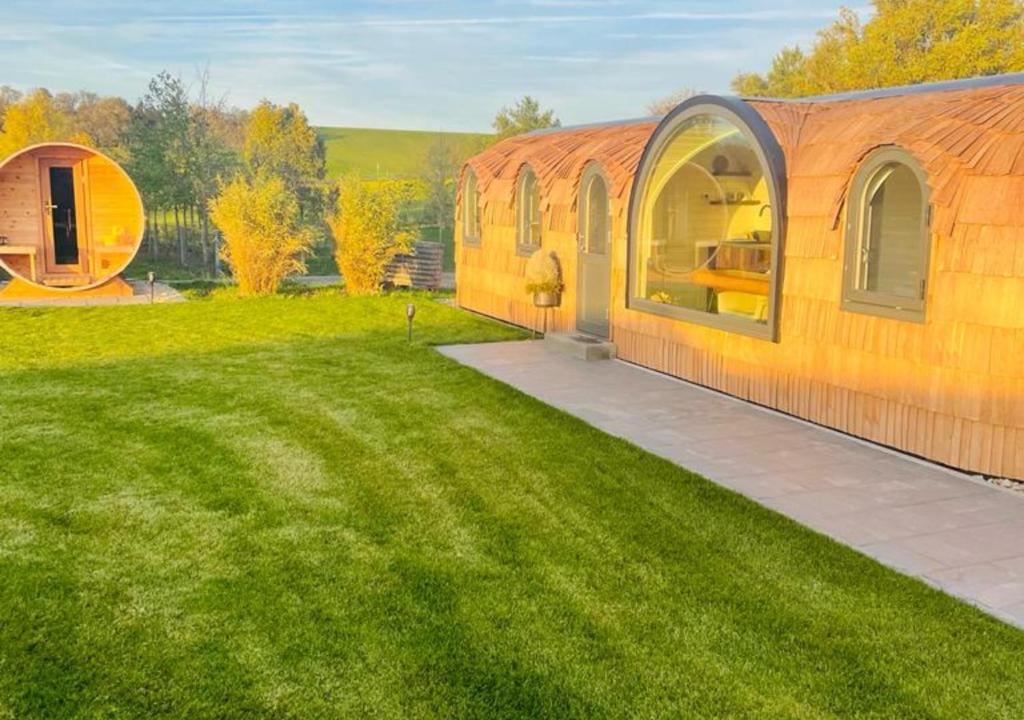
544,332 -> 616,361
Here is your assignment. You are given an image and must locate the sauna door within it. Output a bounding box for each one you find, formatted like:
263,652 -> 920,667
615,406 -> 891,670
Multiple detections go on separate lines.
40,159 -> 88,276
577,170 -> 610,338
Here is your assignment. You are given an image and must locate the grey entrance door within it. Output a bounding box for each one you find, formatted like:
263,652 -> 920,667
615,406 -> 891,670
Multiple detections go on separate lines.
577,167 -> 611,338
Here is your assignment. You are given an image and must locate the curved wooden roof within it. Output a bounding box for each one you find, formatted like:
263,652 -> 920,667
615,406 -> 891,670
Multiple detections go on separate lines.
462,120 -> 657,232
464,76 -> 1024,241
750,82 -> 1024,238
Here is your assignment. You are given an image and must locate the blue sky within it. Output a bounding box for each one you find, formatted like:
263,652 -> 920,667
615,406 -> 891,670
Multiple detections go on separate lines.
1,1 -> 856,131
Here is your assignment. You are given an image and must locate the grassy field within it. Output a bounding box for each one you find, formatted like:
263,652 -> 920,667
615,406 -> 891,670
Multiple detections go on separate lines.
1,290 -> 1023,718
318,127 -> 491,179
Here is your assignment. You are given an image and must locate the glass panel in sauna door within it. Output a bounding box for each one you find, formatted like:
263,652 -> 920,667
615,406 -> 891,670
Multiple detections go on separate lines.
576,174 -> 610,338
41,162 -> 87,275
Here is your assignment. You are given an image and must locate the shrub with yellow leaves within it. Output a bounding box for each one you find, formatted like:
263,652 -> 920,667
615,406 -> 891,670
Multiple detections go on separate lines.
329,176 -> 414,295
209,173 -> 315,296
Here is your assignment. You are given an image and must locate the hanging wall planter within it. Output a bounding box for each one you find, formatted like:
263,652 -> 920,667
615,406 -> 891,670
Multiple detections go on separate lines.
532,290 -> 561,308
525,249 -> 563,308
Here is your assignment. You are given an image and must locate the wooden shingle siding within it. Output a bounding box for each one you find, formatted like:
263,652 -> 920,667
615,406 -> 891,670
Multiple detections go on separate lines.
456,121 -> 657,334
457,80 -> 1024,480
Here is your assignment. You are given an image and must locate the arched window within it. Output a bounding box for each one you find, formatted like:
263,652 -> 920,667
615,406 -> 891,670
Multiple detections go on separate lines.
577,162 -> 611,338
581,165 -> 609,255
629,99 -> 785,340
462,169 -> 481,246
516,166 -> 542,254
843,148 -> 931,321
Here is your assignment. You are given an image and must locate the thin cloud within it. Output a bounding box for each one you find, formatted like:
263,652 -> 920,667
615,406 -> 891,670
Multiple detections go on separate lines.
0,0 -> 851,129
144,8 -> 845,30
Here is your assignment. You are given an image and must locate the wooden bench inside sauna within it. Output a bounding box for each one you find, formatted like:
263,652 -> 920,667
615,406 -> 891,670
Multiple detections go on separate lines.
0,143 -> 144,298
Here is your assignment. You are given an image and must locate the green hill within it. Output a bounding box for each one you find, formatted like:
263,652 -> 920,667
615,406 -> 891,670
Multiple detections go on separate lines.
318,126 -> 492,180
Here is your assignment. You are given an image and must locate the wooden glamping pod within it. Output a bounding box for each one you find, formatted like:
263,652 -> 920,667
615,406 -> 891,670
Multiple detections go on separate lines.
455,74 -> 1024,481
0,143 -> 144,297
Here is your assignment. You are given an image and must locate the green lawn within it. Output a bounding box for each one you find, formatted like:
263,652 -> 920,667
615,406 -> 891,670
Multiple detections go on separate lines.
318,126 -> 491,179
1,290 -> 1023,718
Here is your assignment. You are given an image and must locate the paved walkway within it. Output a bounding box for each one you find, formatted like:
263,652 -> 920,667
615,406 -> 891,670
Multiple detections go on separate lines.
0,281 -> 184,307
438,340 -> 1024,628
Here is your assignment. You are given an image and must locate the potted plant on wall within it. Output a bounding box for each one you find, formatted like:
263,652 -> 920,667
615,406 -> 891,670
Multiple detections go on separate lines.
525,249 -> 563,308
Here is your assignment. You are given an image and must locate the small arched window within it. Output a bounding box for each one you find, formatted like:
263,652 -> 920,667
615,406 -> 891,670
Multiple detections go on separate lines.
462,170 -> 481,246
581,164 -> 609,255
516,166 -> 542,254
843,147 -> 931,322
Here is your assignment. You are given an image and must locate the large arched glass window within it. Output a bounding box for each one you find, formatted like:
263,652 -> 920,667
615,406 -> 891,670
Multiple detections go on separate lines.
842,147 -> 930,321
629,99 -> 785,340
462,169 -> 481,246
516,166 -> 541,254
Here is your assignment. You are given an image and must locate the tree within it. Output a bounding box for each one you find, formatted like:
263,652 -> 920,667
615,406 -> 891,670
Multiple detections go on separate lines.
646,87 -> 702,116
492,96 -> 560,140
329,176 -> 414,295
68,93 -> 133,153
125,72 -> 193,246
190,70 -> 241,267
209,173 -> 314,296
733,47 -> 813,98
243,101 -> 326,221
0,87 -> 23,131
0,89 -> 91,159
733,1 -> 1024,98
422,135 -> 457,240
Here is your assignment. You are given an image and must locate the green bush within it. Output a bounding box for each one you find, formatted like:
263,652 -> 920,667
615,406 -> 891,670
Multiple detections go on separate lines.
329,176 -> 414,295
209,173 -> 315,296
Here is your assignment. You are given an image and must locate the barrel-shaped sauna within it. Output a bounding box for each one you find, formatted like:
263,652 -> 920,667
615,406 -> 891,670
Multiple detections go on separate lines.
455,74 -> 1024,481
0,143 -> 144,292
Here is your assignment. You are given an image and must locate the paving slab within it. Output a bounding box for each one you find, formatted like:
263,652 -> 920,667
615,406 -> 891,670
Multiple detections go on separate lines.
0,280 -> 184,307
438,339 -> 1024,629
